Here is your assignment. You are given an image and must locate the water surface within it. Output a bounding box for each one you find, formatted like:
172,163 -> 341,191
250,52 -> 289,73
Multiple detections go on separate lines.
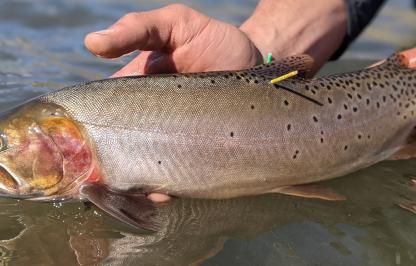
0,0 -> 415,265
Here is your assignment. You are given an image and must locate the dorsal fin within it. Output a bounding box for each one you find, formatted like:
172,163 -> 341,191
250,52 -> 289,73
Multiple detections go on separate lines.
238,54 -> 314,80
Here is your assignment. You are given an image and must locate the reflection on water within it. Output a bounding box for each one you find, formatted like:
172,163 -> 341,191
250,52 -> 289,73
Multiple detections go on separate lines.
0,163 -> 415,265
0,0 -> 416,265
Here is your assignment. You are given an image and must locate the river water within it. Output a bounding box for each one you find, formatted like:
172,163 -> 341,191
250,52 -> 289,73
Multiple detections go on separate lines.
0,0 -> 415,265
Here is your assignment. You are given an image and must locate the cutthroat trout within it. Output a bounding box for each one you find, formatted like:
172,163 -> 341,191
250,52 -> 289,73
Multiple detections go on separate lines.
0,49 -> 416,229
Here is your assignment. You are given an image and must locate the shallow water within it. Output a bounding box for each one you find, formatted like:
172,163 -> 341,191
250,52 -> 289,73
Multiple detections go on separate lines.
0,0 -> 416,265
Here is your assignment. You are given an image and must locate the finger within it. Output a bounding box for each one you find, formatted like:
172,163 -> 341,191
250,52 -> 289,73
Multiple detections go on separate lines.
147,193 -> 172,203
400,47 -> 416,68
111,51 -> 178,77
110,54 -> 145,77
366,59 -> 385,69
85,4 -> 203,58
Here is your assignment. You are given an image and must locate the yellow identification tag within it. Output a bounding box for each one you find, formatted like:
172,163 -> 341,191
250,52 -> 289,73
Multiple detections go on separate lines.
270,70 -> 298,84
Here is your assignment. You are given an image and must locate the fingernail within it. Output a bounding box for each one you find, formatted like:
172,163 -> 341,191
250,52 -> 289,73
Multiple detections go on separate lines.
91,29 -> 114,35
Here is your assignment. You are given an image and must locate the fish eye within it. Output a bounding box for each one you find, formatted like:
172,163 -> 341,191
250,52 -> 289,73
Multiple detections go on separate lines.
0,132 -> 7,151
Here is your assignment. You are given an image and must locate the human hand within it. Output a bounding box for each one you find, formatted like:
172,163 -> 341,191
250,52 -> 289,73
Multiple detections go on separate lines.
84,4 -> 262,77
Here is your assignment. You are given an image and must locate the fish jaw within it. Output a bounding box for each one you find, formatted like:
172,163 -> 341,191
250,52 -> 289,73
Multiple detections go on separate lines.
0,102 -> 97,200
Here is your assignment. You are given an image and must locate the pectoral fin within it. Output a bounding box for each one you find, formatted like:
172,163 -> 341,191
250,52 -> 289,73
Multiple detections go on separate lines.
272,184 -> 346,201
79,183 -> 157,231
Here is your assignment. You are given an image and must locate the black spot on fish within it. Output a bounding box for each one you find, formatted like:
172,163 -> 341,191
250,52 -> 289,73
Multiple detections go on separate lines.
158,161 -> 162,165
284,100 -> 289,106
177,84 -> 182,88
366,99 -> 370,105
344,145 -> 348,150
337,114 -> 342,120
320,138 -> 324,143
251,105 -> 255,110
313,116 -> 318,122
357,94 -> 362,100
328,97 -> 333,104
236,76 -> 242,80
347,93 -> 353,99
254,80 -> 259,84
224,74 -> 229,79
292,150 -> 300,159
326,85 -> 331,90
304,85 -> 310,91
353,107 -> 358,112
358,134 -> 362,139
211,79 -> 215,84
344,104 -> 348,110
230,132 -> 234,137
287,124 -> 291,131
368,135 -> 371,139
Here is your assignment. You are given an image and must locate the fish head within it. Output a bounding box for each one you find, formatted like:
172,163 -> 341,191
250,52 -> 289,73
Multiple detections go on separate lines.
0,102 -> 94,200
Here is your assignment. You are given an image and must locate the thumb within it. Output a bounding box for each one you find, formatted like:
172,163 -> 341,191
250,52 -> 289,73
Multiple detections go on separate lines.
84,4 -> 208,59
84,10 -> 173,58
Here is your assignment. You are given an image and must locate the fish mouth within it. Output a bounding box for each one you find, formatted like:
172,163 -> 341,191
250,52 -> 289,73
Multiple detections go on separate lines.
0,164 -> 42,199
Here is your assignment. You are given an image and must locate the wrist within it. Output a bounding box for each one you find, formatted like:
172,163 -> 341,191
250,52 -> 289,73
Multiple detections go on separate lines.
240,0 -> 347,70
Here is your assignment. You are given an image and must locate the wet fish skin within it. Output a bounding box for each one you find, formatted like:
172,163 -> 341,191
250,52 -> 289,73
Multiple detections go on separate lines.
37,52 -> 416,199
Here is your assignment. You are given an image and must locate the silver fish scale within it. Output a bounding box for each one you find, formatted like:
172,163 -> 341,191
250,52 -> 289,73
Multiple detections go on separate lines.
39,55 -> 416,199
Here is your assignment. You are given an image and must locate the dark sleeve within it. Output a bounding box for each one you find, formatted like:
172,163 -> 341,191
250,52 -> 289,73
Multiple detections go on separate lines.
331,0 -> 387,59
